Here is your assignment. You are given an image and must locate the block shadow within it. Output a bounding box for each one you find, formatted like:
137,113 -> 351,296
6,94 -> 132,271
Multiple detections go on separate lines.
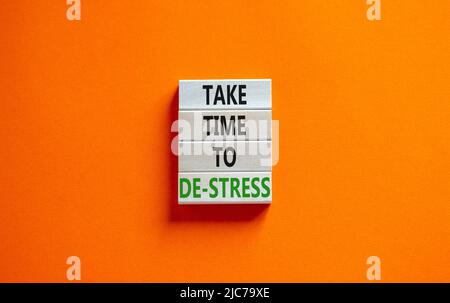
167,88 -> 269,222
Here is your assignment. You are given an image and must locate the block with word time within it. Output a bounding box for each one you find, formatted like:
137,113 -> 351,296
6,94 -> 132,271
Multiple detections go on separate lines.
178,79 -> 272,204
178,110 -> 271,141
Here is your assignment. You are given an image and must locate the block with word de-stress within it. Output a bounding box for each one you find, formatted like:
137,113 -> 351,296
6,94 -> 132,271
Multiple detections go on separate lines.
179,172 -> 272,204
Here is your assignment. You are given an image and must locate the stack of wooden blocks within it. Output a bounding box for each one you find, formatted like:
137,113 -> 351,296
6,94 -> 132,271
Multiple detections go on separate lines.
178,79 -> 272,204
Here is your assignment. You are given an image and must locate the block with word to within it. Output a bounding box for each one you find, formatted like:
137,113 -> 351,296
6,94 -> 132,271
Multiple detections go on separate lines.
179,141 -> 272,172
178,172 -> 272,204
178,110 -> 271,141
179,79 -> 271,110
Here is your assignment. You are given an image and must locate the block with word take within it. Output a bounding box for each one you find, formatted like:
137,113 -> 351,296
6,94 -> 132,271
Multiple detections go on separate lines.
179,79 -> 271,110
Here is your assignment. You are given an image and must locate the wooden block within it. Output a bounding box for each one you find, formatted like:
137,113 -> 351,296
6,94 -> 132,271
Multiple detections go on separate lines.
179,141 -> 272,172
178,172 -> 272,204
179,79 -> 271,110
178,110 -> 272,141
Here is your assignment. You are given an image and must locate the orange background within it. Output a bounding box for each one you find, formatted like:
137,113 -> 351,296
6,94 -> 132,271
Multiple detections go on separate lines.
0,1 -> 449,282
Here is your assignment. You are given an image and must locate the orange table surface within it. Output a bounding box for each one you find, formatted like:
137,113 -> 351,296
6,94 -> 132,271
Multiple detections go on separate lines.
0,1 -> 449,282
